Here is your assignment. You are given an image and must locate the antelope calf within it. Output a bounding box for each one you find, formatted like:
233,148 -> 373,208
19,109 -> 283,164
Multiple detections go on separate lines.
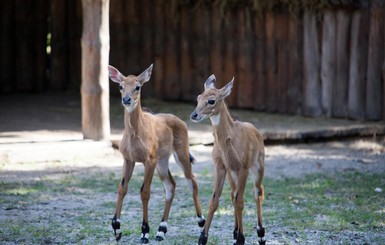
190,75 -> 266,245
108,64 -> 205,243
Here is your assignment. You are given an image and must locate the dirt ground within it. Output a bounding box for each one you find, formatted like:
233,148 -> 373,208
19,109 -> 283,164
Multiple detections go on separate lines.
1,93 -> 385,244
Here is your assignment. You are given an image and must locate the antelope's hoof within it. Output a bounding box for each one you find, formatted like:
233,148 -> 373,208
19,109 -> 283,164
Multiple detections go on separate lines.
198,216 -> 206,228
198,232 -> 208,245
141,237 -> 149,244
155,235 -> 164,241
155,224 -> 167,241
111,217 -> 122,241
114,232 -> 122,241
258,240 -> 266,245
233,232 -> 245,245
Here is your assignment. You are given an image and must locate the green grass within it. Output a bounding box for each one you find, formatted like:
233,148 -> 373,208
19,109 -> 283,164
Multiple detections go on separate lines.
1,170 -> 384,244
263,172 -> 385,232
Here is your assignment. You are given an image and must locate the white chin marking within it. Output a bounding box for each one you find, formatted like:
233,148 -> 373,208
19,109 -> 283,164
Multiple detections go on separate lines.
210,114 -> 220,126
125,103 -> 136,113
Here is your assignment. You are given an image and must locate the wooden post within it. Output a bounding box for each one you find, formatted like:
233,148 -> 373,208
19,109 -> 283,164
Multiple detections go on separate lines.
81,0 -> 110,140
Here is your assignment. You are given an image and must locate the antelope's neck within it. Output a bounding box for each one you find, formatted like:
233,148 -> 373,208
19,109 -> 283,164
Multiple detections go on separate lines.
124,102 -> 143,134
211,102 -> 234,140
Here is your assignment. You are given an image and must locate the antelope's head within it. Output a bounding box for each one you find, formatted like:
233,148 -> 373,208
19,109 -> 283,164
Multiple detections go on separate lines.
108,64 -> 153,113
190,74 -> 234,123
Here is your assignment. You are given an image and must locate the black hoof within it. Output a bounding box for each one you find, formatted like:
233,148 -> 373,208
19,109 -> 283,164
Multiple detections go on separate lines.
198,232 -> 208,245
198,218 -> 206,228
257,226 -> 266,245
141,237 -> 149,244
234,232 -> 245,245
111,216 -> 122,241
155,235 -> 164,241
115,232 -> 122,241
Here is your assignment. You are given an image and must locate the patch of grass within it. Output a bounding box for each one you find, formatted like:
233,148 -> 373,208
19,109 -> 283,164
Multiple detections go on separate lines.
263,171 -> 385,233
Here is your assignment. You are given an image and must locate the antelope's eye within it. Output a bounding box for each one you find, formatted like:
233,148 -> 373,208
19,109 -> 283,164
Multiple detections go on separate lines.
208,99 -> 215,105
119,85 -> 123,91
134,85 -> 141,91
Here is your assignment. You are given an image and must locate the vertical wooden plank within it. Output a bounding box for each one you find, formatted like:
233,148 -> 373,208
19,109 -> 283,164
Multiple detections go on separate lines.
67,0 -> 82,90
50,0 -> 68,90
109,0 -> 125,68
163,4 -> 179,100
180,5 -> 193,101
222,9 -> 237,107
333,10 -> 350,118
287,13 -> 303,115
320,10 -> 336,117
237,9 -> 254,108
253,13 -> 266,111
126,0 -> 140,74
275,11 -> 289,113
348,10 -> 368,120
191,7 -> 211,100
153,1 -> 164,98
140,0 -> 154,97
0,1 -> 15,92
32,0 -> 48,91
108,0 -> 124,95
14,0 -> 35,91
210,6 -> 223,93
366,0 -> 384,120
303,10 -> 322,116
265,12 -> 277,112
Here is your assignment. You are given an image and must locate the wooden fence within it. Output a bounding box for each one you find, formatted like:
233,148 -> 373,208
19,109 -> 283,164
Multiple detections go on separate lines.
0,0 -> 384,120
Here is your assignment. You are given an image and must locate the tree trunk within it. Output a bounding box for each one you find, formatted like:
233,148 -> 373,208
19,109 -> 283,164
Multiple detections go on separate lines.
81,0 -> 110,140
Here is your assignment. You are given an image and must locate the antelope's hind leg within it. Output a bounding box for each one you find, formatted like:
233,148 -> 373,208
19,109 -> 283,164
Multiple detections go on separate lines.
112,159 -> 135,241
251,162 -> 266,245
173,151 -> 205,227
155,158 -> 176,241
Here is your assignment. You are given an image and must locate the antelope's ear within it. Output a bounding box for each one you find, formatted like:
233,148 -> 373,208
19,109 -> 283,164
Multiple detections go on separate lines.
108,65 -> 124,83
204,74 -> 216,90
138,63 -> 153,84
219,77 -> 234,99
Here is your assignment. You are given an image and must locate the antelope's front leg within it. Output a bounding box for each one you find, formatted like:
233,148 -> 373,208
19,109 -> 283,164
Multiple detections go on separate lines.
199,161 -> 227,245
112,159 -> 135,241
140,163 -> 156,243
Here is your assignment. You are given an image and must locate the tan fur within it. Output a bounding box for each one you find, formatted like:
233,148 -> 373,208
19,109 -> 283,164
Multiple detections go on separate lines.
108,64 -> 203,241
191,75 -> 266,244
